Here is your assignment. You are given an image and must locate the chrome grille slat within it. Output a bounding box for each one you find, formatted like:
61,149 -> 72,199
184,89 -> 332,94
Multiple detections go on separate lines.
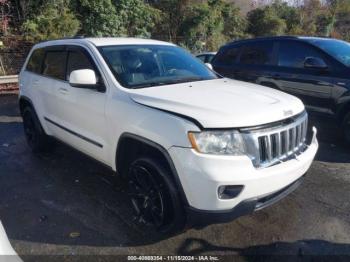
297,124 -> 302,146
281,131 -> 287,155
266,135 -> 272,162
242,112 -> 308,168
303,119 -> 308,142
286,130 -> 290,154
271,134 -> 278,159
276,133 -> 281,157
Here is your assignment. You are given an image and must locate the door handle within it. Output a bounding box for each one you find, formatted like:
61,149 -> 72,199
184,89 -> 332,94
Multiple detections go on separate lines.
59,88 -> 69,94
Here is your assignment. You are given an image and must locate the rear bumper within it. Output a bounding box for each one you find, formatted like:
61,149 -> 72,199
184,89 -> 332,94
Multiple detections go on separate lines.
186,175 -> 303,227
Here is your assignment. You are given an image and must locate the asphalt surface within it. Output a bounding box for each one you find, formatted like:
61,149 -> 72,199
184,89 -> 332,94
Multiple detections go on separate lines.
0,94 -> 350,260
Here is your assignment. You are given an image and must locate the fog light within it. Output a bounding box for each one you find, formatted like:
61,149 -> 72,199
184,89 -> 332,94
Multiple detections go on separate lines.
218,185 -> 244,199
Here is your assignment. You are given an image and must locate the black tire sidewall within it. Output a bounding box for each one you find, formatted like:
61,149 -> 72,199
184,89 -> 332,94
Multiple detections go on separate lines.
22,107 -> 51,153
128,157 -> 185,234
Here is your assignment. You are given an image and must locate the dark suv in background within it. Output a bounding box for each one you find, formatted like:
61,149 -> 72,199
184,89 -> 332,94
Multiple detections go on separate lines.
212,36 -> 350,144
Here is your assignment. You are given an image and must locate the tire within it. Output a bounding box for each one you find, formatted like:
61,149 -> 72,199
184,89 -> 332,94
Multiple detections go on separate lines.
22,106 -> 53,153
127,157 -> 185,234
342,112 -> 350,145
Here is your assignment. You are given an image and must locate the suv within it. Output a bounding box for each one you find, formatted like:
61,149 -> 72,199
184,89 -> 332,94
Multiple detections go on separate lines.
212,36 -> 350,144
19,38 -> 318,233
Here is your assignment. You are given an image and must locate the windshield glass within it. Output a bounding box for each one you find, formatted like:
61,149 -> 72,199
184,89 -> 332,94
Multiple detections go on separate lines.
99,45 -> 218,89
307,38 -> 350,67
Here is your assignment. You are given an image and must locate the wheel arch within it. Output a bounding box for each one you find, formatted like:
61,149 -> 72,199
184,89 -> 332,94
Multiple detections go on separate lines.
18,95 -> 35,116
336,99 -> 350,123
116,132 -> 189,206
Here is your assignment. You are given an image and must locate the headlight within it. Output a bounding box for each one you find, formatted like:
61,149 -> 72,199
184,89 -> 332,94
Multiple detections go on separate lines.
188,130 -> 246,155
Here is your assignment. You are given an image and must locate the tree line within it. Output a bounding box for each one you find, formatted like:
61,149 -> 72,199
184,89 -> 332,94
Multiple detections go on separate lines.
2,0 -> 350,52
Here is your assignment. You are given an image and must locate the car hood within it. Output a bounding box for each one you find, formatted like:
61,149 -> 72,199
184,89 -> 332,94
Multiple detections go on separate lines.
128,78 -> 305,128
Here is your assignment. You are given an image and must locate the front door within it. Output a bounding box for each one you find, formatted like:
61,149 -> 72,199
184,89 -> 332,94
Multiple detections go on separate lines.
44,45 -> 108,163
273,40 -> 334,115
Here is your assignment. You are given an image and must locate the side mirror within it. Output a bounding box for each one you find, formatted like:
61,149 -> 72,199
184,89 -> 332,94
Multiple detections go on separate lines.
205,63 -> 213,70
304,57 -> 328,70
69,69 -> 98,88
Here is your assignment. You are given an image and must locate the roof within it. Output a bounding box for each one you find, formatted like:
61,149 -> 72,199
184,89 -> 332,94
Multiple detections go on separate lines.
224,36 -> 333,47
34,37 -> 175,48
85,37 -> 175,46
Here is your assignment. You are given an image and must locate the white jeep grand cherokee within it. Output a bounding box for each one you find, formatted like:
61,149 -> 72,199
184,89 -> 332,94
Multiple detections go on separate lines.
19,38 -> 318,233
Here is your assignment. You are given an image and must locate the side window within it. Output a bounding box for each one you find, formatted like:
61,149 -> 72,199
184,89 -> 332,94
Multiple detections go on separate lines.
26,48 -> 45,74
197,55 -> 206,63
207,55 -> 215,63
278,41 -> 324,68
214,46 -> 240,66
239,41 -> 274,65
66,49 -> 95,80
42,51 -> 67,80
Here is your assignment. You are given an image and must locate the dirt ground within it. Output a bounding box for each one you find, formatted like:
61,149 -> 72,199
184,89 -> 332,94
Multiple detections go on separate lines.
0,94 -> 349,261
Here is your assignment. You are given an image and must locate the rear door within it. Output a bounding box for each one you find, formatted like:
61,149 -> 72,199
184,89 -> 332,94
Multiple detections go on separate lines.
20,48 -> 46,120
273,40 -> 334,114
40,45 -> 68,126
234,40 -> 277,85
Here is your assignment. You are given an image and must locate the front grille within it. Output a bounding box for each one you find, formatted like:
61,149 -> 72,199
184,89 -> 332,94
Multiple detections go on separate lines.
242,111 -> 308,168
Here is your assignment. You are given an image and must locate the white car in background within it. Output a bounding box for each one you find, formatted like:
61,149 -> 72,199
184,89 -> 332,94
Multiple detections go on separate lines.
196,52 -> 217,64
19,37 -> 318,234
0,221 -> 21,261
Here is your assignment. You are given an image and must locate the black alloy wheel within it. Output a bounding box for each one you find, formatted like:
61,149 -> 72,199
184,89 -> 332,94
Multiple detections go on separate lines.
22,107 -> 53,153
127,158 -> 185,233
23,109 -> 37,148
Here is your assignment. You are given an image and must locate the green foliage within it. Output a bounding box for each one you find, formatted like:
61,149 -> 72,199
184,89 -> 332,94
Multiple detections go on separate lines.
246,0 -> 344,38
11,0 -> 350,50
247,7 -> 286,37
22,0 -> 80,42
330,0 -> 350,40
72,0 -> 122,37
222,2 -> 248,40
181,1 -> 224,51
150,0 -> 190,42
115,0 -> 161,38
270,0 -> 302,34
155,0 -> 247,52
316,13 -> 335,36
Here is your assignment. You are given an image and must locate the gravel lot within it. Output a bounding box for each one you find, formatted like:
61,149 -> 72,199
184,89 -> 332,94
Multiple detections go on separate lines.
0,94 -> 349,260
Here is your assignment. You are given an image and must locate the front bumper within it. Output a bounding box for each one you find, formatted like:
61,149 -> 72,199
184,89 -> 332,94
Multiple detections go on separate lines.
169,127 -> 318,223
186,175 -> 303,227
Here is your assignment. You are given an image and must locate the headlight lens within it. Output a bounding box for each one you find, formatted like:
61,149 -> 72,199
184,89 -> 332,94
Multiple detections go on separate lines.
188,131 -> 246,155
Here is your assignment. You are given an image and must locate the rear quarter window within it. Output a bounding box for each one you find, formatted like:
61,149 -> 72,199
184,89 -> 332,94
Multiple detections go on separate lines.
26,48 -> 45,74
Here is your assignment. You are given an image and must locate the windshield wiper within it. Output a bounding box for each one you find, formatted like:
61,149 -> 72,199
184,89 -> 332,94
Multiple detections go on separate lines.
129,76 -> 209,89
166,76 -> 206,84
130,82 -> 165,89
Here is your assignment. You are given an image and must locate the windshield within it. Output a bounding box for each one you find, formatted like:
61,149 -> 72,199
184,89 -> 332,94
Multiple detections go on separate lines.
99,45 -> 218,89
307,38 -> 350,67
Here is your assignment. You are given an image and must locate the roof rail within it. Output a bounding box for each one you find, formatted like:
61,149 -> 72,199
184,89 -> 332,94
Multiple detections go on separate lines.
223,35 -> 334,47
